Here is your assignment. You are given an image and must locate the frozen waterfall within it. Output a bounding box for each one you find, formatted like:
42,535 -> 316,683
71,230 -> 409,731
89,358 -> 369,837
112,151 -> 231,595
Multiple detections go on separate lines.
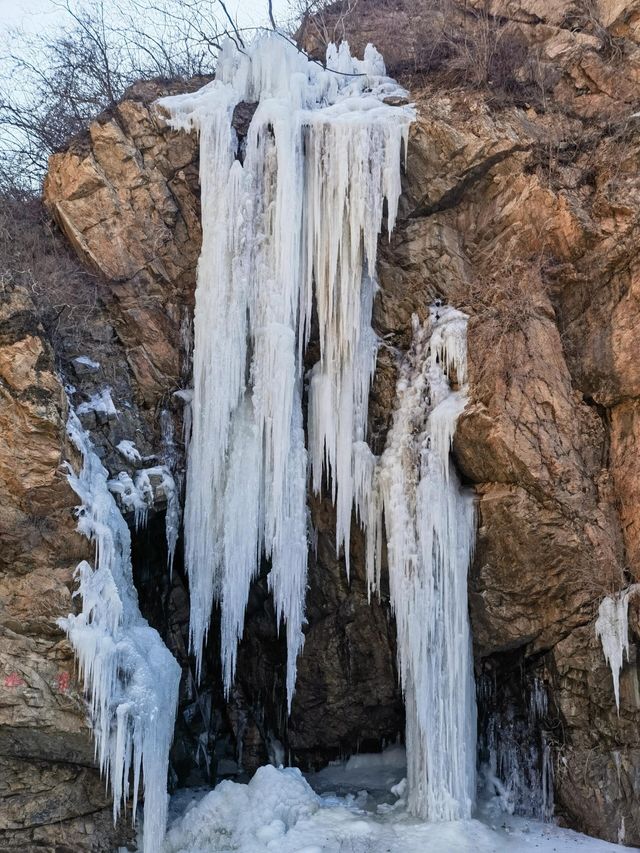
59,412 -> 181,853
160,34 -> 413,707
366,307 -> 477,820
161,33 -> 476,823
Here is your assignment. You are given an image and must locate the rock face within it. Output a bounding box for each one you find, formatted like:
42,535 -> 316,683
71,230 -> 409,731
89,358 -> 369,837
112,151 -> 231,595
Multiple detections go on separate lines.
0,281 -> 133,851
2,1 -> 639,849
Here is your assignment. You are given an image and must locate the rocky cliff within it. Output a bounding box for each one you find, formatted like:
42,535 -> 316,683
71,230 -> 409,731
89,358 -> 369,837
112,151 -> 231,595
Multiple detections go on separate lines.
1,0 -> 639,849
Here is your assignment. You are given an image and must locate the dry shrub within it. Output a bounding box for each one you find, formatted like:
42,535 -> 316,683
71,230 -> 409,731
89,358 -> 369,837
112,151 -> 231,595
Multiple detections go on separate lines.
298,0 -> 556,109
0,197 -> 101,359
561,0 -> 627,63
438,4 -> 557,109
293,0 -> 362,50
456,248 -> 552,397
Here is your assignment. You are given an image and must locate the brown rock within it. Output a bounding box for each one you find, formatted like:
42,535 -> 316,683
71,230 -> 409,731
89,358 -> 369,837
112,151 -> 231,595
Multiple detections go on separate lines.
0,282 -> 128,851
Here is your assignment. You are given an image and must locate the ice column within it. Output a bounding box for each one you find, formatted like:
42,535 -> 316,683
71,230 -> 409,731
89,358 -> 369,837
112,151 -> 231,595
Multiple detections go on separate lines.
159,34 -> 413,706
596,585 -> 640,712
367,306 -> 477,820
59,412 -> 181,853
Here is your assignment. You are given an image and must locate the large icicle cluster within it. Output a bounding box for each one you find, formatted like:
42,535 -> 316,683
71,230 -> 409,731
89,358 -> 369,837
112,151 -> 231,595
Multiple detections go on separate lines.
160,34 -> 413,707
364,306 -> 477,820
59,412 -> 181,853
162,33 -> 478,823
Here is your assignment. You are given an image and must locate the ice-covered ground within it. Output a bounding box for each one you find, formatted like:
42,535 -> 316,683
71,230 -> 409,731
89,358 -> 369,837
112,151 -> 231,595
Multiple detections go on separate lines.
162,750 -> 626,853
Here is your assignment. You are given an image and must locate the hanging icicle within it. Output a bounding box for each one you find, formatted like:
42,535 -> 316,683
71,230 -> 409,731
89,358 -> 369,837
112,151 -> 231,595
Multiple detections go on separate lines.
160,34 -> 413,707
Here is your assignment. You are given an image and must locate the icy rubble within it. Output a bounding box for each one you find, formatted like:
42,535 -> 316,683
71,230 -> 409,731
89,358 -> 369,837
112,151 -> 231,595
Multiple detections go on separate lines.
59,411 -> 181,853
596,585 -> 640,711
162,753 -> 627,853
160,33 -> 414,706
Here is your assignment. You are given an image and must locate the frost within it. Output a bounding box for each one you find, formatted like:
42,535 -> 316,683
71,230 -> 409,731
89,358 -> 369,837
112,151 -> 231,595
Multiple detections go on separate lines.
77,387 -> 117,419
159,34 -> 414,705
116,439 -> 142,464
59,411 -> 181,853
596,585 -> 640,712
73,355 -> 101,372
365,307 -> 477,820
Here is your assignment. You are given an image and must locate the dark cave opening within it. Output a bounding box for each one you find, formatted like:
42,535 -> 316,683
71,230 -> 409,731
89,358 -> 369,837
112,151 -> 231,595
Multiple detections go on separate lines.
128,499 -> 405,794
476,647 -> 555,820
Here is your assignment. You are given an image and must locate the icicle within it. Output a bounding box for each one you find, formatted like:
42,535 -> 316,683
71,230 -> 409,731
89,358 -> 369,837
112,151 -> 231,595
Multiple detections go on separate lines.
480,674 -> 553,821
596,585 -> 640,712
160,409 -> 182,574
367,306 -> 477,821
159,34 -> 414,701
59,411 -> 181,853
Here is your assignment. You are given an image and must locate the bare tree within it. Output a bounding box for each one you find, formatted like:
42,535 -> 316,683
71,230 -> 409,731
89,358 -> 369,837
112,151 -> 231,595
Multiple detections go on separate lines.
291,0 -> 359,52
0,0 -> 250,194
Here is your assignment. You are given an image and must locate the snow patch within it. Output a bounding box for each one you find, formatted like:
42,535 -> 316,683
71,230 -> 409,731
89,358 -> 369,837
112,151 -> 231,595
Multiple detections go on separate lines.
72,355 -> 101,373
163,760 -> 628,853
76,387 -> 117,419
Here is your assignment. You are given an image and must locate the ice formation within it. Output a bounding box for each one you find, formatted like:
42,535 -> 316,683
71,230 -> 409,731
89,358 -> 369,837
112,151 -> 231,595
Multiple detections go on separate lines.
116,439 -> 142,464
160,408 -> 182,573
73,354 -> 101,371
162,32 -> 479,823
59,411 -> 181,853
596,586 -> 640,711
162,755 -> 625,853
364,307 -> 477,820
479,674 -> 554,821
76,386 -> 117,419
159,33 -> 414,705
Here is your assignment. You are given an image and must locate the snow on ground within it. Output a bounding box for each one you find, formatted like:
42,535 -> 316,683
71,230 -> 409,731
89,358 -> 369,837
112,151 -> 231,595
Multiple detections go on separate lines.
163,751 -> 626,853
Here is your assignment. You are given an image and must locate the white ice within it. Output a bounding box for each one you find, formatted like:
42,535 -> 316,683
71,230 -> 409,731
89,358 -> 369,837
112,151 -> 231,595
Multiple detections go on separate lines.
162,753 -> 627,853
364,306 -> 477,821
159,34 -> 414,706
596,585 -> 640,712
76,387 -> 117,418
116,439 -> 142,464
59,411 -> 181,853
73,355 -> 101,370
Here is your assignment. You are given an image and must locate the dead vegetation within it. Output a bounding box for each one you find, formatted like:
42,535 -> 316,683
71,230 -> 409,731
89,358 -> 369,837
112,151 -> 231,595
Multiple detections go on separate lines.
455,246 -> 553,398
0,199 -> 102,359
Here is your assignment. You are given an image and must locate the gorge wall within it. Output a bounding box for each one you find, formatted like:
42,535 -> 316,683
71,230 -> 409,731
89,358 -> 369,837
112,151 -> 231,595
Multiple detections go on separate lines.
1,0 -> 640,849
